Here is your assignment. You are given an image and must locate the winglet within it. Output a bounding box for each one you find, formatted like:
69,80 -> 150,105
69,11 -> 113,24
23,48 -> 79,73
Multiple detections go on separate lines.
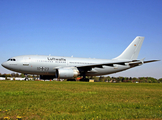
114,36 -> 145,60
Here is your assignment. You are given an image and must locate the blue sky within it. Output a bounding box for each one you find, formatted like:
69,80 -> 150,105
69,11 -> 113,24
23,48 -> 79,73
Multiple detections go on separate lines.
0,0 -> 162,78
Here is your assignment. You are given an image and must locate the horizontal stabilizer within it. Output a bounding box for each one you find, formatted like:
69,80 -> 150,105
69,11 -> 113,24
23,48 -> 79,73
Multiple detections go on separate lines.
144,60 -> 160,64
129,59 -> 160,67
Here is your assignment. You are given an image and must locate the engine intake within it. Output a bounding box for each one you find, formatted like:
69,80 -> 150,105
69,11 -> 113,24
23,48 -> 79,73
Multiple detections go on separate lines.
56,67 -> 80,79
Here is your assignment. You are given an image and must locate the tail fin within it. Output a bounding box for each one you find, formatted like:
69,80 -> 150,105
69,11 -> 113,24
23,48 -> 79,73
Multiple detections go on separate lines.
114,36 -> 144,60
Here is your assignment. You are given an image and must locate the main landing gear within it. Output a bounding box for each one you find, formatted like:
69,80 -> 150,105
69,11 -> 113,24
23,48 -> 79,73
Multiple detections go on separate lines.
24,74 -> 29,81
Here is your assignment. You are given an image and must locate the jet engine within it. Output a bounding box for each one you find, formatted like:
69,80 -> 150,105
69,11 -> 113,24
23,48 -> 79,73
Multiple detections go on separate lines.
56,67 -> 80,79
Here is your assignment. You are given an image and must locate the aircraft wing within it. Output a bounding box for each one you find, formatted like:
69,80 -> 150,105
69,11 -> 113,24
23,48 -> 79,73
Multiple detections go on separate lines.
76,60 -> 160,70
76,60 -> 131,69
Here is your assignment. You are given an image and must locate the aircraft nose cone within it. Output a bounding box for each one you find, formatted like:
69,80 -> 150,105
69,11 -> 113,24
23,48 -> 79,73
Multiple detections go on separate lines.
1,62 -> 5,67
1,62 -> 8,68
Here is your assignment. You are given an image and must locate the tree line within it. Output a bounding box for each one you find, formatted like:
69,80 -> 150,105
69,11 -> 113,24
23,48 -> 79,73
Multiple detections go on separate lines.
0,73 -> 162,83
89,76 -> 162,83
0,73 -> 25,78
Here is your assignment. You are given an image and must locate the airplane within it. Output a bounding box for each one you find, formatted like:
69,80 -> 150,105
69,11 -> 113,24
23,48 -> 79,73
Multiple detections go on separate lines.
1,36 -> 159,80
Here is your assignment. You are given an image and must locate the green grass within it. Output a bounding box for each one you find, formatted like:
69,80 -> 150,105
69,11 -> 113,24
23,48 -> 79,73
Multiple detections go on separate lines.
0,81 -> 162,120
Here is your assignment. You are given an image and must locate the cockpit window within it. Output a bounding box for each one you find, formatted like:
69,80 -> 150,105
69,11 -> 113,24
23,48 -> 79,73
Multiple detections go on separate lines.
7,58 -> 16,61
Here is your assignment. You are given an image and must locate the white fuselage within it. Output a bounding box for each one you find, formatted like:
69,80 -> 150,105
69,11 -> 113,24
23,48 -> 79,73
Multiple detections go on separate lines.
2,55 -> 130,76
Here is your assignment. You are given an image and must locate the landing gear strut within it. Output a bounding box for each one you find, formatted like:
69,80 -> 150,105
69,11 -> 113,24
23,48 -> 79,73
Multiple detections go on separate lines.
80,73 -> 89,82
24,74 -> 29,81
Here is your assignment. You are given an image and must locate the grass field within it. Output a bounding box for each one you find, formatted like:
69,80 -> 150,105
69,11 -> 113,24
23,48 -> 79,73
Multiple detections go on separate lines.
0,81 -> 162,120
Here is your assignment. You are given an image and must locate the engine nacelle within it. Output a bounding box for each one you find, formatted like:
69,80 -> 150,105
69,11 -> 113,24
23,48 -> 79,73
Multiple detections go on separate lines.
56,67 -> 80,79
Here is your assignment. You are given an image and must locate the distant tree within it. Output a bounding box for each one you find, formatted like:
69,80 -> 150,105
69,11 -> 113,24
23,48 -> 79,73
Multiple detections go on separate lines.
11,73 -> 15,77
99,76 -> 105,82
93,76 -> 99,82
114,77 -> 122,83
5,74 -> 11,77
106,76 -> 111,82
123,77 -> 127,82
132,77 -> 137,83
147,77 -> 158,83
20,73 -> 25,78
120,77 -> 124,82
115,77 -> 120,83
112,77 -> 117,82
1,74 -> 6,77
158,78 -> 162,83
15,73 -> 19,77
139,77 -> 146,83
129,77 -> 133,83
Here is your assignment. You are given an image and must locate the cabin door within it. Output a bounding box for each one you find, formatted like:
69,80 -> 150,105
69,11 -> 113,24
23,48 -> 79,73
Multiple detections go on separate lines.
23,57 -> 30,67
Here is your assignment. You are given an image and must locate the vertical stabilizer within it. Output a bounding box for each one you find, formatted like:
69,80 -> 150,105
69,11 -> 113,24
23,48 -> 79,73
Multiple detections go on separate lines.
114,36 -> 144,60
